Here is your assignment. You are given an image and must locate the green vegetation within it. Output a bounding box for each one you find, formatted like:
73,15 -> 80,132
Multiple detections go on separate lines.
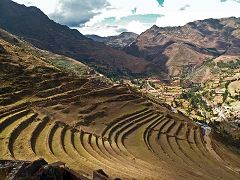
180,89 -> 211,113
217,59 -> 240,69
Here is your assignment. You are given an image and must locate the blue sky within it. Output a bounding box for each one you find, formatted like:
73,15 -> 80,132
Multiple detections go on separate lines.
13,0 -> 240,36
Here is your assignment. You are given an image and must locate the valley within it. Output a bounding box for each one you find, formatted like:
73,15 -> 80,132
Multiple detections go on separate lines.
0,27 -> 239,179
0,0 -> 240,179
123,55 -> 240,151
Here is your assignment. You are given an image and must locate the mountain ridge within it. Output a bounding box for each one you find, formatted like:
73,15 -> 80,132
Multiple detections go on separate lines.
123,16 -> 240,77
0,0 -> 160,79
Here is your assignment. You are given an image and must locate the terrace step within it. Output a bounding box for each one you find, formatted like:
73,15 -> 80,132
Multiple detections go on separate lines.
34,122 -> 58,162
87,134 -> 145,178
8,113 -> 38,159
64,129 -> 93,177
0,109 -> 31,131
72,131 -> 101,172
80,132 -> 133,179
30,116 -> 50,154
0,111 -> 35,159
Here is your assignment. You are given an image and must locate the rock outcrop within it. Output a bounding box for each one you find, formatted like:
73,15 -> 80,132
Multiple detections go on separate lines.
0,159 -> 88,180
0,44 -> 6,53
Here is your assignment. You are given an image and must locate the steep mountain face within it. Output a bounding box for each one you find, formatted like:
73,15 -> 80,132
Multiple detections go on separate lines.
0,0 -> 159,78
86,32 -> 138,50
125,17 -> 240,77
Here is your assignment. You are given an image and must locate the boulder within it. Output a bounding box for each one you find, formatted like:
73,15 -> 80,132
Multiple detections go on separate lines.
24,158 -> 48,176
0,44 -> 6,53
93,169 -> 109,180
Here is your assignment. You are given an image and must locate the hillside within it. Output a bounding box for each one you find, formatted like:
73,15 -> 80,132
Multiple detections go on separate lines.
124,17 -> 240,77
86,32 -> 138,50
180,55 -> 240,141
128,53 -> 240,151
1,28 -> 240,179
0,0 -> 160,79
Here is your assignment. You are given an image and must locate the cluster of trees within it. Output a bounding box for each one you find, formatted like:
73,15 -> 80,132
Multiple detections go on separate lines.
180,89 -> 211,112
217,59 -> 240,69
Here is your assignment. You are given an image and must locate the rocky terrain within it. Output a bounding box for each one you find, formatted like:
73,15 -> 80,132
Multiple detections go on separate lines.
0,158 -> 112,180
0,0 -> 160,79
86,32 -> 138,50
0,159 -> 85,180
124,17 -> 240,78
0,26 -> 240,179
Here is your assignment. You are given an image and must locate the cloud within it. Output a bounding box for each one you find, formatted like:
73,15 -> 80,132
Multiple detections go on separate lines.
79,13 -> 164,36
50,0 -> 110,27
116,28 -> 128,33
125,21 -> 149,34
13,0 -> 34,5
220,0 -> 240,2
106,7 -> 117,10
179,4 -> 190,11
106,25 -> 119,28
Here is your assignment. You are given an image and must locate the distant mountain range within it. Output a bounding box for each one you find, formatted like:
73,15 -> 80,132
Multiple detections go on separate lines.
89,17 -> 240,79
0,0 -> 160,79
86,32 -> 138,50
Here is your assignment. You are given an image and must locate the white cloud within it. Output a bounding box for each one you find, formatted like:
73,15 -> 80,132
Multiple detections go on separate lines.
78,0 -> 163,36
49,0 -> 110,27
13,0 -> 240,36
13,0 -> 58,14
126,21 -> 149,34
156,0 -> 240,27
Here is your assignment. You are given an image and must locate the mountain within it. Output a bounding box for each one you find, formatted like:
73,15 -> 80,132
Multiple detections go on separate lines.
124,17 -> 240,77
86,32 -> 138,50
1,27 -> 240,180
0,0 -> 160,79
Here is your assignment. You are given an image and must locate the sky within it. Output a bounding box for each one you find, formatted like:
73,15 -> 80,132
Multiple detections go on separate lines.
13,0 -> 240,36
